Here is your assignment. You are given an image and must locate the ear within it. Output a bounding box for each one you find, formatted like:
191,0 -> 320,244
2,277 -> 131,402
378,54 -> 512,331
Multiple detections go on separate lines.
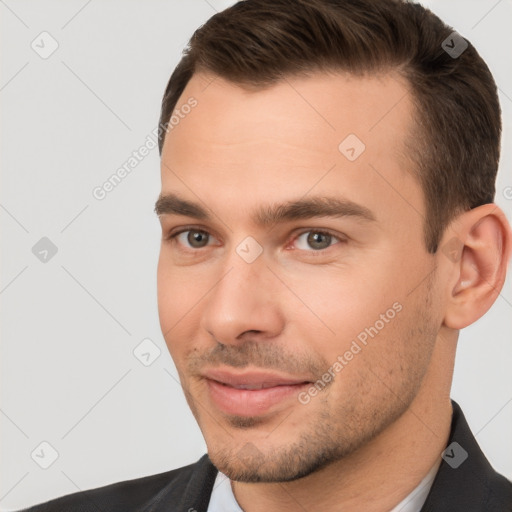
442,204 -> 512,330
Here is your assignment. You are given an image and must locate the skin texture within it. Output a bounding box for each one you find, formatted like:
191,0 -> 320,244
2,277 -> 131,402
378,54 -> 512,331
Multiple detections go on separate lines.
156,71 -> 511,511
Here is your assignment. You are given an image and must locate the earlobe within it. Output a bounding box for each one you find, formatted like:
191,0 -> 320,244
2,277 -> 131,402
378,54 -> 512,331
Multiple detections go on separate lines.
442,204 -> 512,330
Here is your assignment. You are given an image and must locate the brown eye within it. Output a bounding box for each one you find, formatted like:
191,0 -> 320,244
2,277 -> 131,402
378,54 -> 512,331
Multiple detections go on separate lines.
170,229 -> 212,249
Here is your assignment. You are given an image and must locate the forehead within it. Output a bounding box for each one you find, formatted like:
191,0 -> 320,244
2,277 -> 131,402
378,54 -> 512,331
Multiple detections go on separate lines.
163,70 -> 413,145
160,71 -> 423,232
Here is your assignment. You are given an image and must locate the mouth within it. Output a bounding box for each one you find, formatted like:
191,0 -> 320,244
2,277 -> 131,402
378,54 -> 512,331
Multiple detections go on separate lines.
201,368 -> 313,417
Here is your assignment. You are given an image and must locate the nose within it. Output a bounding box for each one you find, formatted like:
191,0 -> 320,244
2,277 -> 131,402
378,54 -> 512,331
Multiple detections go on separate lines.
199,251 -> 285,345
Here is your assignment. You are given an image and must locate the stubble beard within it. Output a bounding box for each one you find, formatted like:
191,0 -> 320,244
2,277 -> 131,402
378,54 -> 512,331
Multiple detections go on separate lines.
182,279 -> 438,483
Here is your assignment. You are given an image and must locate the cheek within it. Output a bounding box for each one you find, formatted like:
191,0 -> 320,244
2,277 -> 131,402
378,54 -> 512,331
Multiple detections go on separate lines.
156,256 -> 174,332
157,256 -> 197,353
282,264 -> 401,348
317,309 -> 418,411
281,262 -> 424,397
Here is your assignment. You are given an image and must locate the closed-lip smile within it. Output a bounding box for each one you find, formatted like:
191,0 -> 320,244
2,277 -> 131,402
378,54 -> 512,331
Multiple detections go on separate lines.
201,367 -> 313,417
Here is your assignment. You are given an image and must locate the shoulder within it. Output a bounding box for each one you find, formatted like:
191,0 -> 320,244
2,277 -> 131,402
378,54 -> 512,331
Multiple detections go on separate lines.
422,401 -> 512,511
17,454 -> 217,512
484,470 -> 512,511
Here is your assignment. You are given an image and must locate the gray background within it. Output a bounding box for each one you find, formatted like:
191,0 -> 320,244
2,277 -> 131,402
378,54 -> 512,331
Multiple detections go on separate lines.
1,0 -> 511,509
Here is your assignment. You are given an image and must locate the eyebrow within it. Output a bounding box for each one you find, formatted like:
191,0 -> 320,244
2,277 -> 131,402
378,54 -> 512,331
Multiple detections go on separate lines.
154,193 -> 377,226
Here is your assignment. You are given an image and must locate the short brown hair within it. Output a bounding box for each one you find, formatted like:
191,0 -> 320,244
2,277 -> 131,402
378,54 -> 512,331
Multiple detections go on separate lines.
158,0 -> 501,253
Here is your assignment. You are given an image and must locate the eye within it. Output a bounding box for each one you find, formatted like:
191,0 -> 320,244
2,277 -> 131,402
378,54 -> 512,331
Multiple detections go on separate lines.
294,230 -> 343,251
171,229 -> 213,249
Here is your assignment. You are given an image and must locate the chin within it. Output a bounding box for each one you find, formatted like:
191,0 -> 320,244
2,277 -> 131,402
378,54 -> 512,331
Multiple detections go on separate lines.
208,436 -> 348,483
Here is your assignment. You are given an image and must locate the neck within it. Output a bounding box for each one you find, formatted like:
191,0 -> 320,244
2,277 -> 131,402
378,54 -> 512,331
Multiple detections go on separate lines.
231,337 -> 455,512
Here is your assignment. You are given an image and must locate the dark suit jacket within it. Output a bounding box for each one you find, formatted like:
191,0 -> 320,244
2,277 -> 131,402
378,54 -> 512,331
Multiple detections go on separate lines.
18,401 -> 512,511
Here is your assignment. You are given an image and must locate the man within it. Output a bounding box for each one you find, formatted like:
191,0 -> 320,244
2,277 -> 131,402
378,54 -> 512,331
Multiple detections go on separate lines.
20,0 -> 512,510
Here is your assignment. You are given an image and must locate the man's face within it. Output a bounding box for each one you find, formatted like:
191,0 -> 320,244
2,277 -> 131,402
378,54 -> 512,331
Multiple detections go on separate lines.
157,71 -> 443,482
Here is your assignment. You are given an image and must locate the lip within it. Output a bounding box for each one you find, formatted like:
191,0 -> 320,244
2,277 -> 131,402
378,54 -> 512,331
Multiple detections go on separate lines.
202,368 -> 312,417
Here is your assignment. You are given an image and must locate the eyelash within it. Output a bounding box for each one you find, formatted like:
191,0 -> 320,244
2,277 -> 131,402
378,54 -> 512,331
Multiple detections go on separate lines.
289,229 -> 345,254
165,226 -> 346,253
